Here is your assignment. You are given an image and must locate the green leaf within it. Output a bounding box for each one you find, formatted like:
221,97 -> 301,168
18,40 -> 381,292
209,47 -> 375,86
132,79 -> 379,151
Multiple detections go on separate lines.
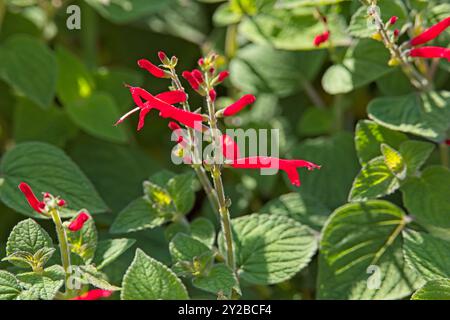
167,172 -> 195,215
67,212 -> 97,263
404,230 -> 450,281
349,156 -> 399,202
55,46 -> 95,106
322,39 -> 393,95
192,263 -> 238,297
401,166 -> 450,232
213,3 -> 242,26
77,265 -> 121,291
289,132 -> 360,209
348,0 -> 407,38
261,192 -> 331,230
6,219 -> 53,268
368,91 -> 450,142
412,279 -> 450,300
169,233 -> 213,263
0,142 -> 108,218
354,120 -> 407,166
230,44 -> 325,97
13,98 -> 78,147
121,249 -> 188,300
221,213 -> 318,285
66,92 -> 128,143
317,200 -> 422,299
0,271 -> 22,300
93,238 -> 136,270
85,0 -> 173,23
0,35 -> 56,108
381,144 -> 406,179
16,266 -> 64,300
110,197 -> 167,234
297,108 -> 334,137
399,140 -> 435,176
190,218 -> 216,248
239,11 -> 350,51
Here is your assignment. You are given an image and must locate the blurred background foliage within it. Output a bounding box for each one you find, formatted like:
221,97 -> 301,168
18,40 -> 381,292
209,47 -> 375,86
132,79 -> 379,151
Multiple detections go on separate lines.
0,0 -> 448,299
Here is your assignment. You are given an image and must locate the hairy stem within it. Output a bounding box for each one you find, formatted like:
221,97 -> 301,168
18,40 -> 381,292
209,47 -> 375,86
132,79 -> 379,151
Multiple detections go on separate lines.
204,74 -> 236,276
50,209 -> 72,295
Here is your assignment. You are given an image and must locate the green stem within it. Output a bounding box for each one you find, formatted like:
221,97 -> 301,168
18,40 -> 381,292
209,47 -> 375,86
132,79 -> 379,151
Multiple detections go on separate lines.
50,209 -> 72,295
440,142 -> 449,168
204,75 -> 235,275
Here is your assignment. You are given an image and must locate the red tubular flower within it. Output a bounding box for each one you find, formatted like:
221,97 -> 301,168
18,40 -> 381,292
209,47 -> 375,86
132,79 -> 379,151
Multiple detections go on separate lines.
209,89 -> 217,102
221,134 -> 241,161
70,289 -> 113,300
389,16 -> 398,25
221,94 -> 256,117
218,71 -> 229,83
116,86 -> 203,131
191,69 -> 204,84
68,212 -> 90,232
137,59 -> 167,78
313,31 -> 330,47
182,71 -> 200,90
230,157 -> 321,187
410,17 -> 450,46
18,183 -> 45,213
410,46 -> 450,61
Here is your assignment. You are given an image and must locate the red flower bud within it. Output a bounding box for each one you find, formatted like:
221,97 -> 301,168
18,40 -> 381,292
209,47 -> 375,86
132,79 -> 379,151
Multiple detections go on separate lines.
411,17 -> 450,46
222,94 -> 256,117
57,199 -> 66,207
394,29 -> 400,37
198,58 -> 204,66
218,71 -> 229,83
70,289 -> 113,300
137,59 -> 166,78
209,89 -> 217,102
182,71 -> 200,90
158,51 -> 168,63
410,46 -> 450,61
389,16 -> 398,25
18,182 -> 45,213
168,121 -> 181,131
313,31 -> 330,47
68,212 -> 90,232
191,69 -> 204,84
230,157 -> 321,187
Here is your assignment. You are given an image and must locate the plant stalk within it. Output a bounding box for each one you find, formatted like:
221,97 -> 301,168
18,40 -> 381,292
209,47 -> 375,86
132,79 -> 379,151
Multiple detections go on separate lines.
50,209 -> 72,295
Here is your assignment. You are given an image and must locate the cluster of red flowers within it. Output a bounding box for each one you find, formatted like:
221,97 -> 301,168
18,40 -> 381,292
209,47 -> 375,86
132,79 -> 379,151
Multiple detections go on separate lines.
115,52 -> 320,187
409,17 -> 450,61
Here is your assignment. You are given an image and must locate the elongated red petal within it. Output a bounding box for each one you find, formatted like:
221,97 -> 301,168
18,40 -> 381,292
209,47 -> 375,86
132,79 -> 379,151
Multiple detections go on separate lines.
191,69 -> 204,84
137,59 -> 166,78
230,157 -> 320,187
155,90 -> 187,105
182,71 -> 200,90
223,94 -> 256,117
70,289 -> 113,300
137,107 -> 152,131
68,212 -> 90,232
410,46 -> 450,60
221,134 -> 241,161
18,182 -> 44,213
218,71 -> 229,83
411,17 -> 450,46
